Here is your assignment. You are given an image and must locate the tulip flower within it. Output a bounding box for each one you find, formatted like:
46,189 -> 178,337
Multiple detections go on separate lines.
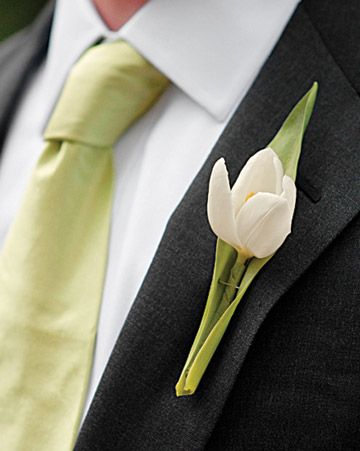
207,147 -> 296,259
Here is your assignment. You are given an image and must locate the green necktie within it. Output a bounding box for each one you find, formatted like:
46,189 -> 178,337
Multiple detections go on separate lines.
0,40 -> 168,450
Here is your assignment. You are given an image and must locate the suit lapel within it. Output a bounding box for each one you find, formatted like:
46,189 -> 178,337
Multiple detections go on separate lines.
76,4 -> 360,450
0,2 -> 53,150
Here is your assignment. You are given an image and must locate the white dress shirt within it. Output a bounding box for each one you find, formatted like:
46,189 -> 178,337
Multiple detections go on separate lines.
0,0 -> 299,420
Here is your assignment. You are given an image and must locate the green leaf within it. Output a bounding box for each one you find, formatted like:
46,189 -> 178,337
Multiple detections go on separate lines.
176,83 -> 318,396
175,239 -> 236,395
270,81 -> 318,179
180,256 -> 270,395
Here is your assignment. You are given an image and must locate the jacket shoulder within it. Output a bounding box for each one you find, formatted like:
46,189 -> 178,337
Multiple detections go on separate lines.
0,28 -> 31,65
0,1 -> 54,67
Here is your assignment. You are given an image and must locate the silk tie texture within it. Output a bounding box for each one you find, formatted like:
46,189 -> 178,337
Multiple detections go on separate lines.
0,40 -> 169,450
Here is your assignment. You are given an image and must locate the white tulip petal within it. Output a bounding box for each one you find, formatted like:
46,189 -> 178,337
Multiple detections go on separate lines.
232,148 -> 284,214
207,158 -> 239,249
271,148 -> 285,195
235,192 -> 282,246
236,192 -> 292,258
281,175 -> 297,216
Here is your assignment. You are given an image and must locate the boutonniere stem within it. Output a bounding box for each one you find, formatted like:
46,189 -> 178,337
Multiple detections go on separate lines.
176,82 -> 318,396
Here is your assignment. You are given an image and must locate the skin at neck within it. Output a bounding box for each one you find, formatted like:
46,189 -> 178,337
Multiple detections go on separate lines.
92,0 -> 148,30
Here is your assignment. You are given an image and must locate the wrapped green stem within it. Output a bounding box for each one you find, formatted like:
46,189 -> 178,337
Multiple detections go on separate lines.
210,253 -> 248,329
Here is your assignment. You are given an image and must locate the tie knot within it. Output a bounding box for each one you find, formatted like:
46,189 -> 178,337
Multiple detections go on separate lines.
44,40 -> 169,147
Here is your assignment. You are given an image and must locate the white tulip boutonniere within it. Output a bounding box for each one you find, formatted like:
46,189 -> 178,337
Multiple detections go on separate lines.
176,83 -> 318,396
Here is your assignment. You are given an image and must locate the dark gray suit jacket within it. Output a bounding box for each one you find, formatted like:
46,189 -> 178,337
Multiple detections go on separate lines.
0,1 -> 359,449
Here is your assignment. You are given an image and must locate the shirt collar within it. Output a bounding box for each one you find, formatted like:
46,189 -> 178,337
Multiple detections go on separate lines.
45,0 -> 300,122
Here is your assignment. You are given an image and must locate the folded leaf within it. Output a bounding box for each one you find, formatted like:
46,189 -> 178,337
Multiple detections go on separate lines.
176,239 -> 236,395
